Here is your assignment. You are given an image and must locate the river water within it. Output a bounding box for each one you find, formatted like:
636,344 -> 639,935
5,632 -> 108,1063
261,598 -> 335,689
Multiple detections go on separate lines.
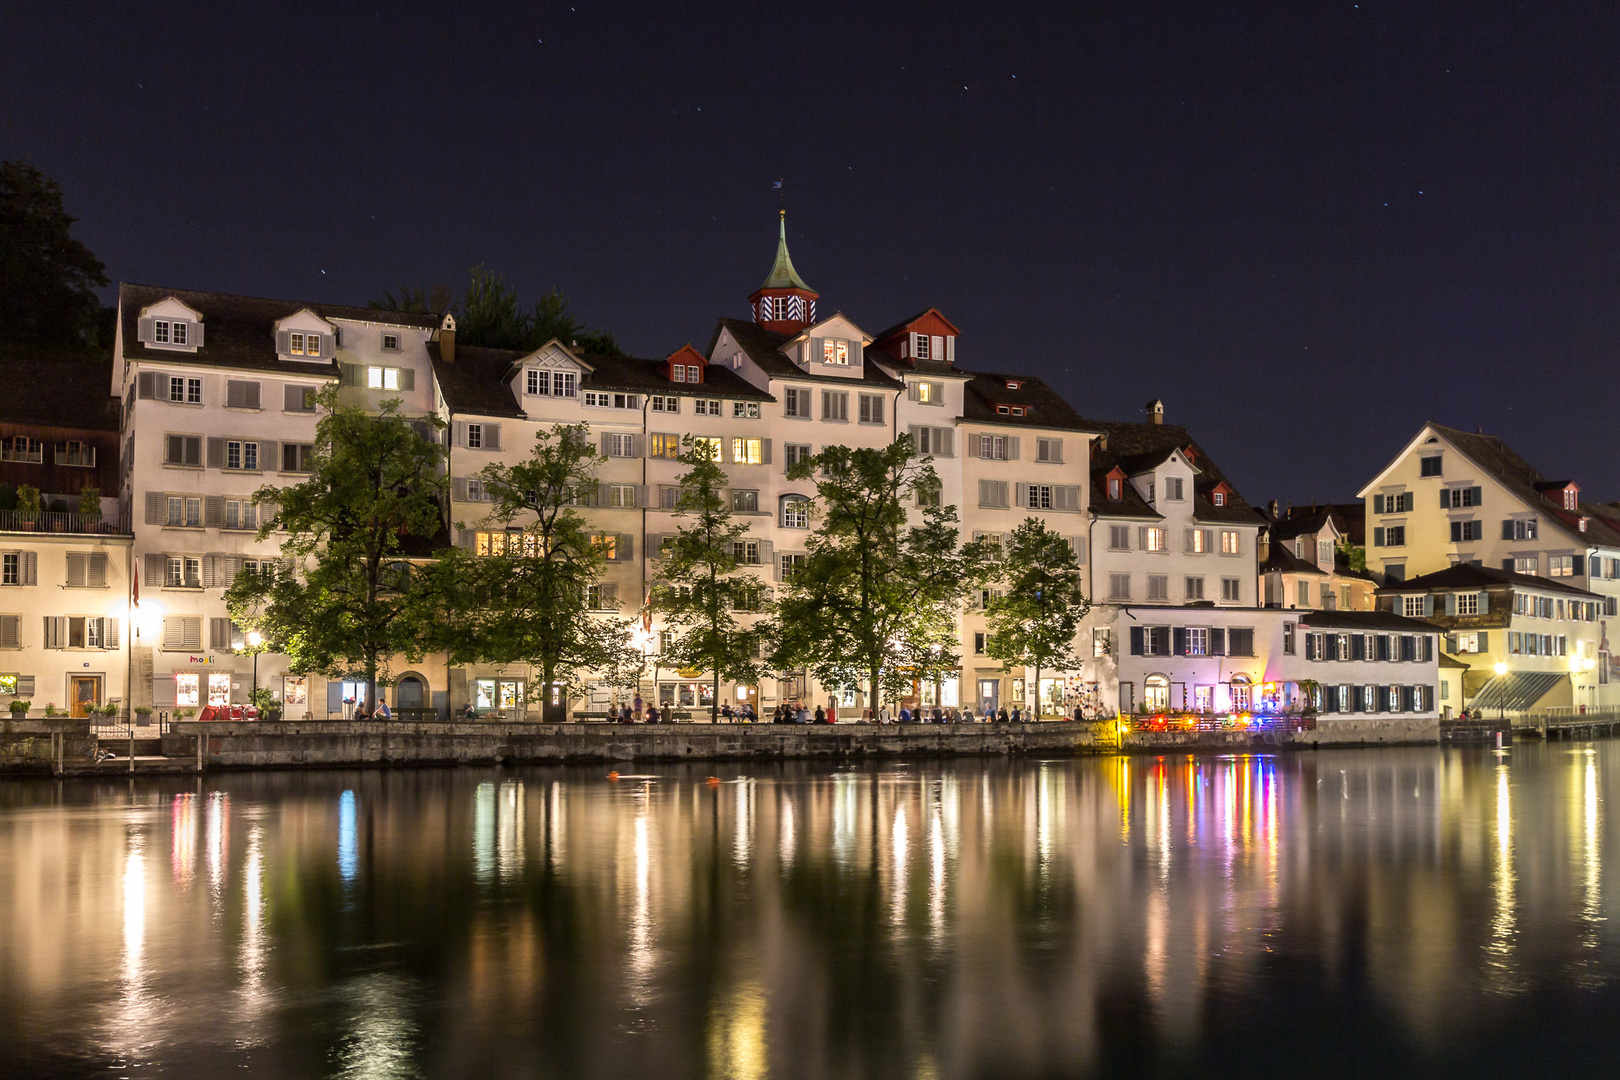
1,743 -> 1618,1078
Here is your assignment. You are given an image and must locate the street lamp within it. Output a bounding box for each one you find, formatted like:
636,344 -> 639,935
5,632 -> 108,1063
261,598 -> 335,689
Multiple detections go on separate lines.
247,630 -> 263,707
1493,660 -> 1508,724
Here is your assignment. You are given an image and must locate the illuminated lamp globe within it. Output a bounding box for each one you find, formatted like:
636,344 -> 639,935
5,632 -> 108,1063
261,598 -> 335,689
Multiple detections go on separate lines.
1494,661 -> 1509,677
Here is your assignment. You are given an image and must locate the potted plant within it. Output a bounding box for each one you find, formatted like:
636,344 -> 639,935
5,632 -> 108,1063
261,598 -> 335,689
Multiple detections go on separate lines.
249,687 -> 279,721
78,486 -> 102,530
7,699 -> 28,718
133,705 -> 153,728
43,702 -> 58,717
175,707 -> 195,720
100,702 -> 121,719
15,485 -> 40,529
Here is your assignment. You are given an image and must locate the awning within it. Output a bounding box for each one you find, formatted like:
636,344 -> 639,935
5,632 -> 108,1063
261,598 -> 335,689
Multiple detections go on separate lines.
1467,671 -> 1568,713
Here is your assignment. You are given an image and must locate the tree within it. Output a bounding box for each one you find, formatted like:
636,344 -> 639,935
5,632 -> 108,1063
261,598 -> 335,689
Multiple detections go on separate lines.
0,161 -> 109,347
430,423 -> 611,721
224,388 -> 446,711
369,266 -> 623,355
649,437 -> 772,722
774,436 -> 984,714
982,518 -> 1089,718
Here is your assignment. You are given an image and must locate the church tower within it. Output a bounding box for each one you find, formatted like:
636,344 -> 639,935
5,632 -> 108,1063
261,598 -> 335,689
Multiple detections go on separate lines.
748,211 -> 818,334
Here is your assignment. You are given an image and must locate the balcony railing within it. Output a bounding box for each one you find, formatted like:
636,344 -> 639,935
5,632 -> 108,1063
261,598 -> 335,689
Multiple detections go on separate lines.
0,509 -> 131,535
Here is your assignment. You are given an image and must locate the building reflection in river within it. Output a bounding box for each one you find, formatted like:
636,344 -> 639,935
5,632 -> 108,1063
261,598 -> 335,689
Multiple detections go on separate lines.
5,746 -> 1620,1076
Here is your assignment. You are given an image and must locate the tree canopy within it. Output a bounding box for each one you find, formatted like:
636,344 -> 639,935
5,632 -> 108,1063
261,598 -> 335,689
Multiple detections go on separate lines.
982,517 -> 1089,717
224,388 -> 446,710
0,161 -> 110,348
649,437 -> 773,721
774,436 -> 984,713
371,265 -> 622,355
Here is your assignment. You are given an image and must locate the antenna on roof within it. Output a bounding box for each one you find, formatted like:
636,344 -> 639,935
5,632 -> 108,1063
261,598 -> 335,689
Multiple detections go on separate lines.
773,177 -> 786,216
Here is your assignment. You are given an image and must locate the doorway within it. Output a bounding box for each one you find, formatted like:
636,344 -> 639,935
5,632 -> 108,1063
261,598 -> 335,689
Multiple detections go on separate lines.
397,676 -> 425,709
978,679 -> 1000,715
70,675 -> 102,718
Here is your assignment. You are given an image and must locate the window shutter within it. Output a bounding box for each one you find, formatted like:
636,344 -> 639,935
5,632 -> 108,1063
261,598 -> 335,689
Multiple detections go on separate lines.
1070,536 -> 1086,563
1502,558 -> 1516,574
284,385 -> 303,411
1421,594 -> 1433,617
1469,486 -> 1482,506
1477,591 -> 1489,614
1211,628 -> 1226,655
207,437 -> 226,468
399,368 -> 415,391
210,617 -> 231,650
244,381 -> 261,409
45,616 -> 65,650
276,329 -> 291,354
1007,437 -> 1020,461
454,421 -> 467,448
1055,486 -> 1078,511
138,316 -> 155,343
457,529 -> 476,551
1173,627 -> 1187,655
145,553 -> 164,586
203,555 -> 218,589
317,333 -> 334,359
227,381 -> 245,408
1138,526 -> 1148,549
1573,554 -> 1586,576
1305,634 -> 1316,661
759,439 -> 771,464
100,616 -> 117,651
484,424 -> 502,451
19,552 -> 35,586
616,533 -> 634,561
66,553 -> 86,588
1478,630 -> 1489,652
189,321 -> 204,348
1015,482 -> 1030,508
257,439 -> 278,469
185,437 -> 201,466
757,539 -> 773,568
1373,527 -> 1385,547
906,380 -> 919,401
964,430 -> 979,457
1441,490 -> 1450,509
934,429 -> 953,458
451,477 -> 468,502
204,495 -> 225,528
603,584 -> 619,610
136,371 -> 157,399
1129,626 -> 1144,656
599,432 -> 612,456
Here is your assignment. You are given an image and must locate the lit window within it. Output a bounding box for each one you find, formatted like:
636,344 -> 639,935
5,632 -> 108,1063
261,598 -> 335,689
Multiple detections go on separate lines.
782,496 -> 810,529
693,436 -> 721,461
822,339 -> 849,365
1144,527 -> 1167,552
649,433 -> 680,459
733,401 -> 760,419
367,366 -> 399,390
176,674 -> 200,707
1221,531 -> 1241,555
732,438 -> 763,465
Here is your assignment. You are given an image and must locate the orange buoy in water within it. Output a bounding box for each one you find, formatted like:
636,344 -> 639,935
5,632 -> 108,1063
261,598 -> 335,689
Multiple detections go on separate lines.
607,771 -> 620,781
707,776 -> 722,787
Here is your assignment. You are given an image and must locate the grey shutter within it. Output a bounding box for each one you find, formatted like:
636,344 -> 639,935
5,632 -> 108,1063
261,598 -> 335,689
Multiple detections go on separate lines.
483,424 -> 501,451
276,329 -> 291,354
935,429 -> 953,458
137,371 -> 158,399
1470,486 -> 1482,505
1211,628 -> 1226,655
906,379 -> 919,401
1422,594 -> 1434,617
647,533 -> 664,560
1374,495 -> 1385,514
259,439 -> 278,469
1055,486 -> 1079,511
631,434 -> 645,458
1442,490 -> 1451,509
963,429 -> 978,457
1502,520 -> 1514,540
1129,627 -> 1144,655
204,495 -> 225,527
104,616 -> 119,650
284,384 -> 303,411
1573,554 -> 1586,576
341,363 -> 362,386
399,368 -> 415,391
1015,482 -> 1030,509
210,617 -> 231,650
44,616 -> 65,649
66,553 -> 86,588
185,437 -> 201,466
759,439 -> 771,464
1503,558 -> 1516,573
191,322 -> 204,348
1138,526 -> 1148,550
227,381 -> 246,408
1007,437 -> 1020,461
757,539 -> 773,569
451,477 -> 469,501
1445,593 -> 1457,615
207,437 -> 226,468
138,316 -> 155,343
0,616 -> 20,650
20,552 -> 35,586
1478,591 -> 1489,614
202,555 -> 218,589
1173,627 -> 1187,655
617,533 -> 634,561
457,528 -> 476,551
245,381 -> 261,409
599,432 -> 612,456
145,553 -> 165,586
454,421 -> 468,448
88,553 -> 108,587
602,584 -> 619,610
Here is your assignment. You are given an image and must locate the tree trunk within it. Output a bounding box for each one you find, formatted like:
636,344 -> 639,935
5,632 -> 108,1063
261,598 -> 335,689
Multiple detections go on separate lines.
367,657 -> 378,721
1034,661 -> 1042,720
869,663 -> 881,716
712,669 -> 720,724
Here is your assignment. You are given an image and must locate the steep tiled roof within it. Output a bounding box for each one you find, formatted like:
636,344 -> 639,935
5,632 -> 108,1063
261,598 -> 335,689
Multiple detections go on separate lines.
960,371 -> 1094,432
710,317 -> 900,388
429,341 -> 777,420
0,343 -> 120,431
1300,610 -> 1445,633
1261,542 -> 1327,576
1085,420 -> 1258,525
119,283 -> 437,376
1430,423 -> 1620,549
1378,562 -> 1599,599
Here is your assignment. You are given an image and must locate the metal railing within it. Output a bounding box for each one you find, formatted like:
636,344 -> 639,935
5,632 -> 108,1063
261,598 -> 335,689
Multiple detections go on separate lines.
0,509 -> 131,534
90,710 -> 172,739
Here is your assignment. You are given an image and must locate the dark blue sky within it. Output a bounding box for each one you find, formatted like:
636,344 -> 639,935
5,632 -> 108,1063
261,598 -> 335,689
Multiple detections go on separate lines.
5,2 -> 1617,504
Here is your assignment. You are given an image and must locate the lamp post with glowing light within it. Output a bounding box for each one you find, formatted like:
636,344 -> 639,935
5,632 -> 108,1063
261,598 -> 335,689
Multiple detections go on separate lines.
1494,660 -> 1509,723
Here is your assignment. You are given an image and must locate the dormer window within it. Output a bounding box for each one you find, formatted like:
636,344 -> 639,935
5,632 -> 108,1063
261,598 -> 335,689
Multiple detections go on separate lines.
1108,478 -> 1122,500
1212,491 -> 1226,507
670,363 -> 702,384
1006,380 -> 1021,390
1011,406 -> 1026,417
153,319 -> 189,345
914,336 -> 930,360
822,340 -> 849,365
289,332 -> 317,356
997,405 -> 1010,415
1565,489 -> 1579,511
382,333 -> 400,352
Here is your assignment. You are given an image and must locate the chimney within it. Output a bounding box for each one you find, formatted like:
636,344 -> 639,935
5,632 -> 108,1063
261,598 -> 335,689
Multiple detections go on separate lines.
1268,499 -> 1279,519
1144,399 -> 1164,425
437,312 -> 457,364
1258,529 -> 1271,564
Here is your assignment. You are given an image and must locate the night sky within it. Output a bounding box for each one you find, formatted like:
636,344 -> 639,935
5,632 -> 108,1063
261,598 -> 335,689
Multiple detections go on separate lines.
5,2 -> 1617,504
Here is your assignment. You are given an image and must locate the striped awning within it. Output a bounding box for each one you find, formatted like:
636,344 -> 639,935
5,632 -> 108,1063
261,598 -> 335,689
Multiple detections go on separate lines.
1469,671 -> 1567,712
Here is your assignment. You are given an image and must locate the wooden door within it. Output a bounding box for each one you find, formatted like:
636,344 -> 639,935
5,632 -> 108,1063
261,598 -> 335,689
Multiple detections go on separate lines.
71,676 -> 101,718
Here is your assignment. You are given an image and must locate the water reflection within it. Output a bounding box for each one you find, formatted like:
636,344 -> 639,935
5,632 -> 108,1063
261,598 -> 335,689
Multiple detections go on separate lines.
8,746 -> 1620,1076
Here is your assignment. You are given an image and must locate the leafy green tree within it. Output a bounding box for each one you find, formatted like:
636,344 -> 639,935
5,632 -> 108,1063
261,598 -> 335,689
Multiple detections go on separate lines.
649,437 -> 772,722
0,161 -> 109,347
982,517 -> 1089,718
430,423 -> 611,721
369,266 -> 622,355
775,436 -> 983,714
224,388 -> 446,711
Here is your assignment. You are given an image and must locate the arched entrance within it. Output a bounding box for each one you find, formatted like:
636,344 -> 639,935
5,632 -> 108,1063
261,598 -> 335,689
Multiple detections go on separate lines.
397,673 -> 426,710
1144,673 -> 1170,712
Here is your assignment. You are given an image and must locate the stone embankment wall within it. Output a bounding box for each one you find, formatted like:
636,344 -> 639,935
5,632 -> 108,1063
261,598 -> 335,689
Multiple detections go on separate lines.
0,720 -> 97,773
139,717 -> 1445,773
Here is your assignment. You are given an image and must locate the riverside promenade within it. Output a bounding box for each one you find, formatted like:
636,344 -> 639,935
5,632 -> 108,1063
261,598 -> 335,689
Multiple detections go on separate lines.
1,715 -> 1446,776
